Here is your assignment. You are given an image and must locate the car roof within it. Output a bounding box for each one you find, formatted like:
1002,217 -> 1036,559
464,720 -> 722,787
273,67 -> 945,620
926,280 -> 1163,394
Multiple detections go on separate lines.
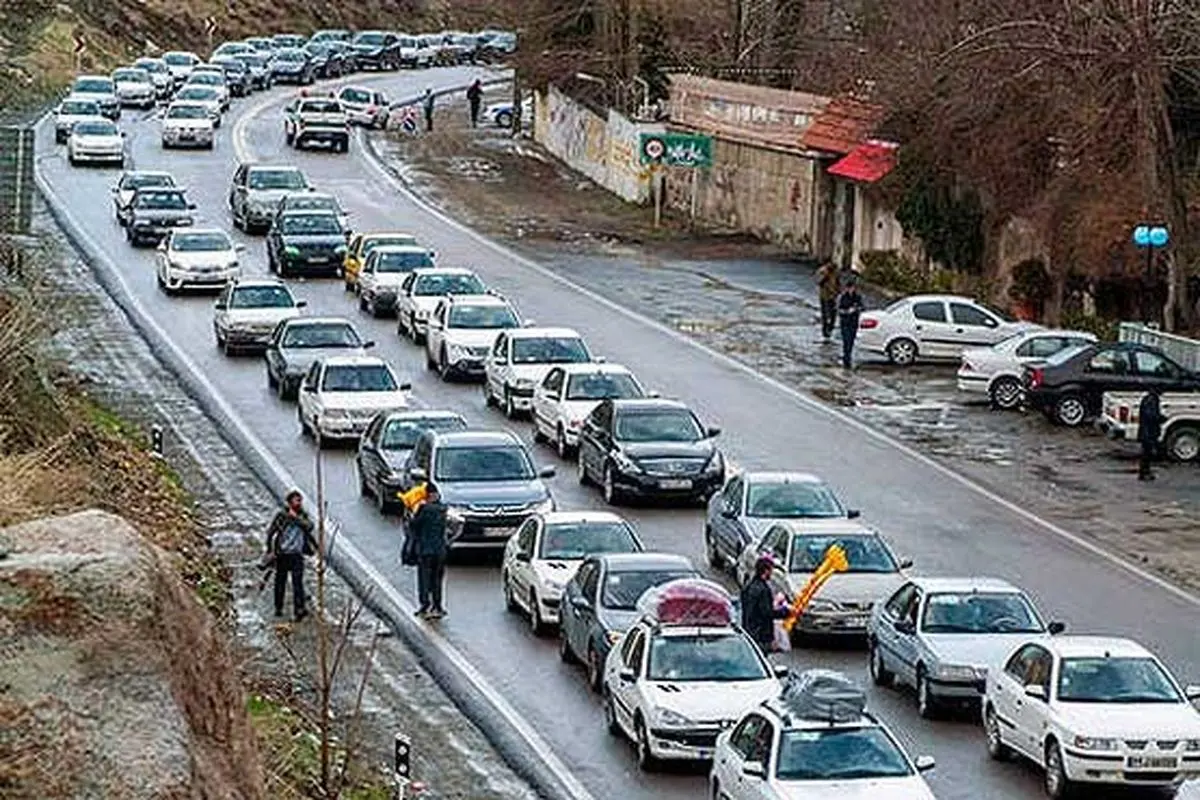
898,294 -> 979,304
908,576 -> 1023,594
167,100 -> 209,109
598,552 -> 693,572
122,170 -> 174,179
283,316 -> 355,327
379,409 -> 465,423
1015,328 -> 1096,340
230,278 -> 288,290
440,293 -> 508,306
134,184 -> 187,193
317,355 -> 388,368
742,471 -> 827,485
170,227 -> 227,238
75,74 -> 112,82
775,519 -> 876,537
280,209 -> 338,218
284,191 -> 337,201
359,231 -> 418,240
609,398 -> 690,412
430,429 -> 521,448
1043,636 -> 1154,660
370,244 -> 431,255
538,510 -> 628,526
246,163 -> 304,172
505,326 -> 582,339
410,266 -> 476,277
553,362 -> 633,376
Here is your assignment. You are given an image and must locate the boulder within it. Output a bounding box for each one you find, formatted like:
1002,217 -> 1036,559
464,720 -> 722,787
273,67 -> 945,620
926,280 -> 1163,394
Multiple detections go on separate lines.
0,510 -> 263,800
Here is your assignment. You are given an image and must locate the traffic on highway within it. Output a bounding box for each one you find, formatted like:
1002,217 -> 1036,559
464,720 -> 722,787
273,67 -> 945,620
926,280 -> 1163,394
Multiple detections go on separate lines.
38,28 -> 1200,800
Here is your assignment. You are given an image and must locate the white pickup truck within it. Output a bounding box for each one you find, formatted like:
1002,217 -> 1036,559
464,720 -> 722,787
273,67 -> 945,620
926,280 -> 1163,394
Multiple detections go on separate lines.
1098,391 -> 1200,462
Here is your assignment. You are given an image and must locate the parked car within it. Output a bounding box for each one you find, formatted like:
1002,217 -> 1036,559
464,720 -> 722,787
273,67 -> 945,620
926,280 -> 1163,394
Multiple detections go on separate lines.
336,85 -> 390,128
1023,341 -> 1200,427
1099,390 -> 1200,462
856,294 -> 1038,366
350,30 -> 400,70
53,96 -> 104,144
355,410 -> 468,513
269,47 -> 314,84
958,329 -> 1098,409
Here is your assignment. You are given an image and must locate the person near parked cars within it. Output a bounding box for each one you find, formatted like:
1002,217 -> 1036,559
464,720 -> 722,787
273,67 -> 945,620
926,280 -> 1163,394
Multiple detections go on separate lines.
422,87 -> 435,132
740,555 -> 790,653
404,482 -> 449,618
816,260 -> 839,341
837,273 -> 864,369
466,79 -> 483,127
264,489 -> 316,620
1138,386 -> 1165,481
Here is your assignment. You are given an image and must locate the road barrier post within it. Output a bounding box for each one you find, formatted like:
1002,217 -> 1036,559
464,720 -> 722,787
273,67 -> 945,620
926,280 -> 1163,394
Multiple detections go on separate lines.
393,732 -> 411,799
150,424 -> 164,457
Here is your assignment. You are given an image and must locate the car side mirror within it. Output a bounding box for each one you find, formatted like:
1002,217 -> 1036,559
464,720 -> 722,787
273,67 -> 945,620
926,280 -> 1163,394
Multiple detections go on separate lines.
156,241 -> 167,251
706,426 -> 721,438
523,319 -> 536,327
647,390 -> 661,398
302,384 -> 316,393
618,667 -> 635,683
571,596 -> 591,611
893,619 -> 915,635
772,664 -> 789,679
362,341 -> 376,349
515,551 -> 530,563
1024,684 -> 1047,701
594,355 -> 606,363
538,466 -> 556,479
235,243 -> 246,251
1184,685 -> 1200,701
720,507 -> 737,519
899,557 -> 913,569
110,186 -> 118,194
742,761 -> 766,780
399,382 -> 412,391
295,300 -> 307,308
846,508 -> 861,519
214,301 -> 226,310
187,202 -> 197,209
1048,621 -> 1066,635
408,467 -> 428,482
914,755 -> 936,772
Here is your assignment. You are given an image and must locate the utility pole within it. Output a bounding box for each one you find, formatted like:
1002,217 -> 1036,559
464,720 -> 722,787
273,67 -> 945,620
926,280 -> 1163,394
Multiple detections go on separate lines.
315,443 -> 331,794
734,0 -> 745,66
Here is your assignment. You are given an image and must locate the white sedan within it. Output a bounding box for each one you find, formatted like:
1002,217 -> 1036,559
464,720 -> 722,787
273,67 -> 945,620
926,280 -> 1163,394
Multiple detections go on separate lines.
856,294 -> 1038,366
156,229 -> 243,294
173,86 -> 224,126
53,97 -> 103,144
983,635 -> 1200,798
483,327 -> 595,418
182,71 -> 230,110
531,363 -> 648,458
395,267 -> 488,343
957,329 -> 1097,409
502,511 -> 643,634
67,118 -> 125,167
161,102 -> 215,149
112,67 -> 156,109
297,356 -> 412,443
213,278 -> 306,354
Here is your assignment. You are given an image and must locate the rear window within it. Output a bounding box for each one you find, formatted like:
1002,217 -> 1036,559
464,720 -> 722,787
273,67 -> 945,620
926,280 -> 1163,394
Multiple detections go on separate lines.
301,100 -> 342,114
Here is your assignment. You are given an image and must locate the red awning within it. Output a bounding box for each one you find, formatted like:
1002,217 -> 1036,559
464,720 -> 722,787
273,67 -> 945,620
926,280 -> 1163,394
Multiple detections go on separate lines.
827,140 -> 899,183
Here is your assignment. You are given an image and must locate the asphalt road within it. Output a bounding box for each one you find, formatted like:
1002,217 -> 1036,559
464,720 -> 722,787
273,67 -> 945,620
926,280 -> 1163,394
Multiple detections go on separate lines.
36,65 -> 1200,800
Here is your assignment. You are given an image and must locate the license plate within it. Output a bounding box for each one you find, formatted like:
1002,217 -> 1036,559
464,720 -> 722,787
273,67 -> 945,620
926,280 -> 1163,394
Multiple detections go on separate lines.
180,131 -> 194,138
843,615 -> 867,627
696,749 -> 712,759
308,256 -> 327,264
1127,756 -> 1177,769
659,478 -> 692,490
486,526 -> 516,537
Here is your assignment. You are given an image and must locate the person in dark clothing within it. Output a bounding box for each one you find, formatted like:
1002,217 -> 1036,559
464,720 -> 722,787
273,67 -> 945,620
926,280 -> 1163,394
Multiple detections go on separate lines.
1138,387 -> 1165,480
265,489 -> 316,620
837,275 -> 864,370
422,88 -> 435,132
406,482 -> 449,618
816,260 -> 840,341
466,80 -> 483,127
740,556 -> 789,653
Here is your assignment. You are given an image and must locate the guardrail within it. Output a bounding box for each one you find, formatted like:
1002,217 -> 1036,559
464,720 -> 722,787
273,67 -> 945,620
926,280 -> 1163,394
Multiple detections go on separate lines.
1119,322 -> 1200,373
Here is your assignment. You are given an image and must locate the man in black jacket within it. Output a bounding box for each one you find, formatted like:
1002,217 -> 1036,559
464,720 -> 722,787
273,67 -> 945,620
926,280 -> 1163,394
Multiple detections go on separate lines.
740,556 -> 788,653
1138,387 -> 1165,481
265,489 -> 316,620
837,275 -> 864,370
407,483 -> 449,618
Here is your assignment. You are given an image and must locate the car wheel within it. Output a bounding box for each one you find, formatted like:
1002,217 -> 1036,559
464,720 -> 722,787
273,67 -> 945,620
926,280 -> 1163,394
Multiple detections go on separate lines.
267,368 -> 278,390
989,376 -> 1023,410
298,407 -> 311,437
359,294 -> 369,312
503,388 -> 518,419
502,572 -> 519,612
496,110 -> 513,128
277,376 -> 293,401
437,349 -> 452,381
886,337 -> 918,366
483,381 -> 496,407
704,527 -> 722,569
344,277 -> 355,292
710,779 -> 722,800
556,425 -> 574,459
1044,740 -> 1075,799
587,645 -> 604,692
916,667 -> 938,719
1166,424 -> 1200,462
222,337 -> 236,357
559,629 -> 578,664
529,591 -> 548,636
425,347 -> 437,371
602,464 -> 622,506
1053,394 -> 1087,427
985,704 -> 1011,761
635,718 -> 658,772
375,481 -> 394,514
577,454 -> 590,486
603,690 -> 621,735
868,639 -> 893,686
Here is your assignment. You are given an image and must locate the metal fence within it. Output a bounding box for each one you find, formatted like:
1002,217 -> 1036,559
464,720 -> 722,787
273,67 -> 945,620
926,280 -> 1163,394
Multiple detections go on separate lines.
1119,322 -> 1200,373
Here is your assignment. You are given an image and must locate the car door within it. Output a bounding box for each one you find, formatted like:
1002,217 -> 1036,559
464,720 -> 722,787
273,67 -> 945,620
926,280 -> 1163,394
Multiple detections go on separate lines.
397,272 -> 416,323
533,368 -> 565,438
948,301 -> 1004,350
564,560 -> 599,656
357,415 -> 387,492
283,99 -> 298,135
578,402 -> 613,481
1016,335 -> 1071,368
265,322 -> 288,382
908,300 -> 954,358
229,164 -> 247,212
712,475 -> 747,564
214,283 -> 232,333
875,583 -> 920,685
426,301 -> 448,357
1131,347 -> 1193,392
1012,645 -> 1054,759
611,628 -> 646,732
1081,346 -> 1139,403
299,361 -> 322,424
486,333 -> 509,398
358,252 -> 377,298
507,518 -> 538,600
716,713 -> 773,799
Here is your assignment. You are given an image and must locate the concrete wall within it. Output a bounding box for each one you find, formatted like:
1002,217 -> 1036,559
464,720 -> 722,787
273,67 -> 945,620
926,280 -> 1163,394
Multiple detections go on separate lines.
851,186 -> 905,270
532,86 -> 664,204
662,136 -> 820,253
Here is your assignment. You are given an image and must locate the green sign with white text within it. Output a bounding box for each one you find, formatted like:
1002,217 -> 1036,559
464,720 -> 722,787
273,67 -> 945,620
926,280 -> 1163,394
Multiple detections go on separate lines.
639,132 -> 713,168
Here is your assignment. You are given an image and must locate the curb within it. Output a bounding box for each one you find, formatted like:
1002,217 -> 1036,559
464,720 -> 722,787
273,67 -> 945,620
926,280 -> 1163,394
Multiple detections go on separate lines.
33,75 -> 593,800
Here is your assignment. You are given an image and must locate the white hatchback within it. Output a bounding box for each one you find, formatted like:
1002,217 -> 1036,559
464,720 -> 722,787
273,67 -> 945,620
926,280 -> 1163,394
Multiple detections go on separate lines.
856,294 -> 1038,366
531,362 -> 648,458
957,328 -> 1097,409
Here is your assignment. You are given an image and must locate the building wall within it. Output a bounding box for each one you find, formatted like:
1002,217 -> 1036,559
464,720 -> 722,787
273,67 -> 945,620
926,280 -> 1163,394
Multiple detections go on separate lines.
851,186 -> 905,269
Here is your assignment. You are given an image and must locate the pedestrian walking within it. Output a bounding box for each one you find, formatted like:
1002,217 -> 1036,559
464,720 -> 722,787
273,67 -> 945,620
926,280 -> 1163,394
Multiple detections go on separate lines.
466,79 -> 483,127
740,556 -> 790,654
815,260 -> 840,341
265,489 -> 316,620
836,274 -> 864,370
1138,386 -> 1165,481
405,482 -> 449,618
422,87 -> 435,133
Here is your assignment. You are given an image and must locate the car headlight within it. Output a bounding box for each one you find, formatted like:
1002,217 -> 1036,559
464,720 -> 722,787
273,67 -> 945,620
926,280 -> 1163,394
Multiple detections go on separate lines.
415,309 -> 429,320
284,245 -> 300,258
1185,739 -> 1200,752
514,378 -> 535,390
654,708 -> 694,728
447,343 -> 471,361
133,219 -> 151,227
935,664 -> 981,682
177,219 -> 193,226
532,498 -> 555,514
606,629 -> 624,645
703,451 -> 723,475
542,577 -> 565,592
335,245 -> 347,255
1073,736 -> 1119,752
612,451 -> 641,473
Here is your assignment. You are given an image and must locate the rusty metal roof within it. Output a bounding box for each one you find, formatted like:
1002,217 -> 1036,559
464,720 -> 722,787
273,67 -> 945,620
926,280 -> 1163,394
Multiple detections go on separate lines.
801,95 -> 886,155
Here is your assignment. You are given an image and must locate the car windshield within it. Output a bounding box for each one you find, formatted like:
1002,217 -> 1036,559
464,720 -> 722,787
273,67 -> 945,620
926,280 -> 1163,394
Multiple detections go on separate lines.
230,286 -> 292,308
167,105 -> 209,119
511,337 -> 589,365
321,365 -> 396,392
74,120 -> 116,136
301,100 -> 341,114
178,88 -> 217,101
172,232 -> 230,252
135,191 -> 187,209
646,634 -> 768,682
137,60 -> 167,73
434,445 -> 535,482
1057,657 -> 1182,704
114,70 -> 149,82
61,101 -> 99,114
122,174 -> 173,190
1046,344 -> 1091,366
380,416 -> 466,449
189,73 -> 222,84
75,78 -> 113,93
921,592 -> 1044,634
355,32 -> 386,45
601,569 -> 694,609
539,522 -> 639,560
281,323 -> 360,348
776,728 -> 913,780
614,410 -> 703,443
250,170 -> 307,190
448,305 -> 518,329
375,252 -> 433,273
163,54 -> 192,65
362,235 -> 417,254
284,196 -> 339,214
238,54 -> 268,67
747,481 -> 844,518
414,274 -> 485,296
281,215 -> 340,235
276,49 -> 305,62
789,536 -> 896,574
565,373 -> 643,400
341,88 -> 372,104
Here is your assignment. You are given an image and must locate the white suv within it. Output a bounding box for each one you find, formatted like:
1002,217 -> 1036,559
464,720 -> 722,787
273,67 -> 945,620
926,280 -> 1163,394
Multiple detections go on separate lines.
426,294 -> 522,380
484,327 -> 594,418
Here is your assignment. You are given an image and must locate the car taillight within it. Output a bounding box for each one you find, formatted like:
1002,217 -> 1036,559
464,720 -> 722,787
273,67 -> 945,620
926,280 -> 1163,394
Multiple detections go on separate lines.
962,360 -> 975,374
1118,405 -> 1130,423
859,317 -> 879,329
1028,367 -> 1044,388
366,105 -> 377,115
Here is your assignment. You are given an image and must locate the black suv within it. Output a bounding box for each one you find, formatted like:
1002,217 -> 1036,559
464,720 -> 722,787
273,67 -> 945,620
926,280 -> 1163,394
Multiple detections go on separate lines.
576,398 -> 724,505
124,187 -> 196,246
266,210 -> 347,278
402,430 -> 556,550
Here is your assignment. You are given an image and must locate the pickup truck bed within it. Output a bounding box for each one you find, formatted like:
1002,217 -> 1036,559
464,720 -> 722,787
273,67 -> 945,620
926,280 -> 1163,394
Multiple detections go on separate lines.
1099,391 -> 1200,462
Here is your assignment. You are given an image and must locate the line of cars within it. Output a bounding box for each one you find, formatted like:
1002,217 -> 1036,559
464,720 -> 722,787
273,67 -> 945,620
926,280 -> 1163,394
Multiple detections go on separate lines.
99,65 -> 1200,795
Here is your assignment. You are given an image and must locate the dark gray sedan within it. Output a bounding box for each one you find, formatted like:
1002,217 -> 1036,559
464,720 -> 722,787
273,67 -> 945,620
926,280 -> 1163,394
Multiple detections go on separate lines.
264,316 -> 371,400
355,409 -> 467,513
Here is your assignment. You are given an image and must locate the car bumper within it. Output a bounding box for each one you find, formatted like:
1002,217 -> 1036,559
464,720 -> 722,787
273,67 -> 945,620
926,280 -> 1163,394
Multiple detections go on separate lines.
296,128 -> 349,144
344,108 -> 378,125
956,373 -> 989,394
162,130 -> 213,147
448,514 -> 533,549
316,416 -> 375,438
71,150 -> 123,163
1061,749 -> 1200,787
223,327 -> 278,347
356,53 -> 388,68
282,255 -> 343,275
273,71 -> 306,83
646,727 -> 724,761
612,468 -> 723,499
1024,388 -> 1056,413
536,593 -> 562,624
1097,418 -> 1129,440
118,93 -> 155,107
163,265 -> 239,289
792,609 -> 872,634
927,676 -> 985,700
243,207 -> 276,226
505,387 -> 536,410
445,356 -> 486,376
131,221 -> 192,240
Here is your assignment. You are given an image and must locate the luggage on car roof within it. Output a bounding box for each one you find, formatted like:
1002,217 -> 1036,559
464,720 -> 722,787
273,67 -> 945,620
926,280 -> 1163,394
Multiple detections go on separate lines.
780,669 -> 866,723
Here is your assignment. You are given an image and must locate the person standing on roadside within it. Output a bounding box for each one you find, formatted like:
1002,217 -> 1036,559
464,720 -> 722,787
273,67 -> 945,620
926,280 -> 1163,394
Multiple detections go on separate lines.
466,79 -> 483,127
815,260 -> 840,341
1138,386 -> 1165,481
265,489 -> 316,620
740,556 -> 790,654
836,274 -> 864,370
422,87 -> 435,133
407,483 -> 449,618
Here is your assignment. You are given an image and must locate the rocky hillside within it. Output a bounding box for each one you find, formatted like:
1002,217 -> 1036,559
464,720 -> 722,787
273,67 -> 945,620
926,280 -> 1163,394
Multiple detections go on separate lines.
0,510 -> 263,800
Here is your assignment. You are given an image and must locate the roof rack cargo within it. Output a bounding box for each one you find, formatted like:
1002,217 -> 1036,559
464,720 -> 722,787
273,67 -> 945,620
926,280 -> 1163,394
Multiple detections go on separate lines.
637,578 -> 732,628
779,669 -> 866,723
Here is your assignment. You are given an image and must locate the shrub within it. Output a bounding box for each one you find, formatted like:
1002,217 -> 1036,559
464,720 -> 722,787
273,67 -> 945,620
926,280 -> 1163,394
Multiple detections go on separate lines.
1060,310 -> 1119,341
859,250 -> 959,296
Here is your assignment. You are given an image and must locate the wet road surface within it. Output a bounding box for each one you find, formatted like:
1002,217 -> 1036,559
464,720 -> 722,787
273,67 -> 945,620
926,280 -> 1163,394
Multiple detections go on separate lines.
34,66 -> 1200,800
